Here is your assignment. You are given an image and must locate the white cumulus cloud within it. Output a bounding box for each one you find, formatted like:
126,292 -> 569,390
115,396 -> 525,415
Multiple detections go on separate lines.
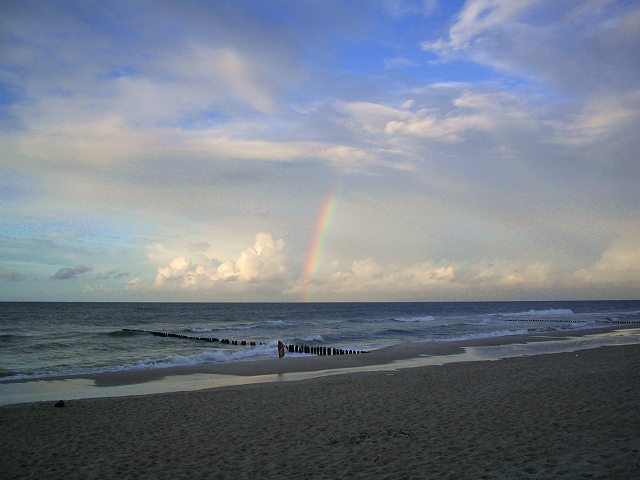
574,232 -> 640,287
291,257 -> 553,301
153,233 -> 289,290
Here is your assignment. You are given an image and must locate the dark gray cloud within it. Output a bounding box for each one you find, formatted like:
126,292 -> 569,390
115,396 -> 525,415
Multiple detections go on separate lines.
102,270 -> 130,279
0,271 -> 25,281
51,265 -> 92,280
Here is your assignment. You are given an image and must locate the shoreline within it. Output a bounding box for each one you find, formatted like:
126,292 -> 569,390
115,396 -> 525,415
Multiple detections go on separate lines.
1,325 -> 639,406
2,342 -> 639,478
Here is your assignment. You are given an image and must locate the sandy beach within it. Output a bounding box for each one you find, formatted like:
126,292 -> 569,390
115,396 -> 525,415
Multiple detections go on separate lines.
2,341 -> 639,479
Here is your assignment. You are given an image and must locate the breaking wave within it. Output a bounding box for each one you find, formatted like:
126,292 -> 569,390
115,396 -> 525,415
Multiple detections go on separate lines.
0,341 -> 281,382
184,320 -> 286,333
393,315 -> 436,323
504,309 -> 575,318
300,334 -> 324,342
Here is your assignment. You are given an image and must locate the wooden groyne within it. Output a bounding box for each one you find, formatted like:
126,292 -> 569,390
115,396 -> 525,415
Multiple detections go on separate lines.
123,329 -> 259,345
595,319 -> 640,325
503,318 -> 640,325
122,329 -> 366,355
285,344 -> 364,356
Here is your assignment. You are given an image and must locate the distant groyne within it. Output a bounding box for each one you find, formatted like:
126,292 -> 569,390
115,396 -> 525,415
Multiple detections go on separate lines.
122,329 -> 366,355
503,318 -> 640,325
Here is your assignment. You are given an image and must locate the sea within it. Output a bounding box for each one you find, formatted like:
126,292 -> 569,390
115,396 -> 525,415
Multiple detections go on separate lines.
1,300 -> 640,382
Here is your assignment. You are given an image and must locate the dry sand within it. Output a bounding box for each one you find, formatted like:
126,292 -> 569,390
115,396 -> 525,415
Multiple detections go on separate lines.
2,343 -> 640,479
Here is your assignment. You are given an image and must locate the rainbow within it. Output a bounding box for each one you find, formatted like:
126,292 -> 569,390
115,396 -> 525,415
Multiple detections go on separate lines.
301,185 -> 339,301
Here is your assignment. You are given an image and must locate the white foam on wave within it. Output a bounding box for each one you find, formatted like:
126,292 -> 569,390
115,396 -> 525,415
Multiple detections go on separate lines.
301,334 -> 324,342
611,310 -> 640,319
185,320 -> 286,333
230,320 -> 286,330
128,342 -> 280,369
563,323 -> 595,331
505,308 -> 575,318
0,341 -> 281,382
394,315 -> 436,323
186,327 -> 216,333
442,329 -> 531,342
441,320 -> 604,343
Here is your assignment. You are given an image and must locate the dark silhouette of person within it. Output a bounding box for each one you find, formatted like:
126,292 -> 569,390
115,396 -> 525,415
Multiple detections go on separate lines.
277,340 -> 285,359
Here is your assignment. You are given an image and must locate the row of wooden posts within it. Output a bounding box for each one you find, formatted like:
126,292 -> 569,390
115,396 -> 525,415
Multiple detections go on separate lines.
286,344 -> 364,356
504,318 -> 640,324
594,319 -> 640,324
123,329 -> 259,345
121,328 -> 365,356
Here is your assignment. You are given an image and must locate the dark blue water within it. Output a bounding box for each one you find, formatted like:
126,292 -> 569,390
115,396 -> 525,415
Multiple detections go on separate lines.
1,301 -> 639,380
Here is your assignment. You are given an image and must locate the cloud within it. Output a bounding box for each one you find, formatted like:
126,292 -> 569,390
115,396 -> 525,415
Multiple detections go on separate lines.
291,257 -> 553,300
0,271 -> 25,281
3,114 -> 407,182
320,145 -> 392,172
109,45 -> 280,120
337,101 -> 407,134
385,111 -> 494,142
102,270 -> 130,280
421,0 -> 536,53
460,260 -> 550,287
51,265 -> 92,280
421,0 -> 640,93
153,233 -> 289,290
551,91 -> 640,146
594,238 -> 640,273
84,284 -> 112,294
288,232 -> 638,300
187,46 -> 276,113
126,277 -> 144,290
574,232 -> 640,287
1,2 -> 302,129
340,89 -> 532,143
189,241 -> 211,252
1,1 -> 638,302
8,116 -> 169,169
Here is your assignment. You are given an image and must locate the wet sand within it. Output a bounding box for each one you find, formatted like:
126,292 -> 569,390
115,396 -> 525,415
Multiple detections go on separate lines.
2,342 -> 639,479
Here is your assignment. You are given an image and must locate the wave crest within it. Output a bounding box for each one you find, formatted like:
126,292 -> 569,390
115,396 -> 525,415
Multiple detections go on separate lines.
393,315 -> 436,323
300,334 -> 324,342
0,341 -> 282,382
184,320 -> 286,333
505,309 -> 575,318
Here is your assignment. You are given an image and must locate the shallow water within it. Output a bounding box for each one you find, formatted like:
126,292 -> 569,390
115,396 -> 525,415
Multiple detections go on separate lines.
2,327 -> 639,406
1,300 -> 639,381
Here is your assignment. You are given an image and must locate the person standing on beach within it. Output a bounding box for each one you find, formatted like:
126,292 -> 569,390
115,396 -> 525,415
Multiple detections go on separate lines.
277,340 -> 285,359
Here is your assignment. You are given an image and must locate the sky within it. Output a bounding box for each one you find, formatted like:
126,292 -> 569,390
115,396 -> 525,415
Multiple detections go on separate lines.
1,0 -> 639,302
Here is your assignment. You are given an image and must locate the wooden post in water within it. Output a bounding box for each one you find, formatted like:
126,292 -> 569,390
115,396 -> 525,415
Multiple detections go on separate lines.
122,329 -> 369,356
